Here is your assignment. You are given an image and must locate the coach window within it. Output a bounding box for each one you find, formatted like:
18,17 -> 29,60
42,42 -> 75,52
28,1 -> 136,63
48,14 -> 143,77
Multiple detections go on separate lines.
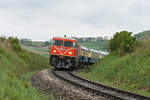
55,40 -> 63,46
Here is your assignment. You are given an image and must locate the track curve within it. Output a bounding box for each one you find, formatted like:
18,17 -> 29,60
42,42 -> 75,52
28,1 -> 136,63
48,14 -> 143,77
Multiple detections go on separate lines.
52,69 -> 150,100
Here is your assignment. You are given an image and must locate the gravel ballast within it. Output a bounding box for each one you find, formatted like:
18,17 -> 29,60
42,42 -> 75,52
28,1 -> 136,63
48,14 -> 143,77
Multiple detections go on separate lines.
31,69 -> 105,100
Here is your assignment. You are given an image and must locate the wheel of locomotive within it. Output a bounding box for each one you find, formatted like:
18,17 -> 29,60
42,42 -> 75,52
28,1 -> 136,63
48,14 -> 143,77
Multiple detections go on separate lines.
51,57 -> 57,67
68,67 -> 73,71
78,62 -> 83,68
54,67 -> 60,70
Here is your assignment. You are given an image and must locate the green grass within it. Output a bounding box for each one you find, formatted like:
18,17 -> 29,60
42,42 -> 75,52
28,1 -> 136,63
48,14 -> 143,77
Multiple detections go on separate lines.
0,40 -> 51,100
25,46 -> 49,52
80,45 -> 150,96
23,46 -> 49,57
31,41 -> 45,46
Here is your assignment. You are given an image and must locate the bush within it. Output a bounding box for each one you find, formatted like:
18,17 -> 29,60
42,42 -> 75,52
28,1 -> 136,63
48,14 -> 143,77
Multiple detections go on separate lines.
8,37 -> 22,51
109,31 -> 138,55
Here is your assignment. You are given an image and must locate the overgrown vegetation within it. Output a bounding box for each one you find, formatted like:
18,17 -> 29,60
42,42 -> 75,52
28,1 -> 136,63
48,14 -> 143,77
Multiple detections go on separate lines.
109,31 -> 138,55
0,37 -> 51,100
80,31 -> 150,96
8,37 -> 22,51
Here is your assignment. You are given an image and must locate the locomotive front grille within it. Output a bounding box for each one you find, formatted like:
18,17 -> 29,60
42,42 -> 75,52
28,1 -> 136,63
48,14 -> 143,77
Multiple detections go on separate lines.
50,55 -> 75,69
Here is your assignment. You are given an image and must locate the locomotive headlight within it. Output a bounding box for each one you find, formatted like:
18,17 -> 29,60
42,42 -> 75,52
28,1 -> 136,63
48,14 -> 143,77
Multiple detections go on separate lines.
69,51 -> 72,54
53,50 -> 56,53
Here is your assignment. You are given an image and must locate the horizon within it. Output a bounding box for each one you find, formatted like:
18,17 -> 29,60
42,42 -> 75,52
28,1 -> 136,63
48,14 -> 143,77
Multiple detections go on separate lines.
0,30 -> 146,41
0,30 -> 145,41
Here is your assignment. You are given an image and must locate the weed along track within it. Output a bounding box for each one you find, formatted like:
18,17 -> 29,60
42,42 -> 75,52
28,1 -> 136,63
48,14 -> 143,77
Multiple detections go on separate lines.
53,70 -> 150,100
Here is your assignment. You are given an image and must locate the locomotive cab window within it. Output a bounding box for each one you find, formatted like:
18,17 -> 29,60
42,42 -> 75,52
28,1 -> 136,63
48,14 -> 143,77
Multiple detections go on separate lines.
55,40 -> 63,46
64,41 -> 73,47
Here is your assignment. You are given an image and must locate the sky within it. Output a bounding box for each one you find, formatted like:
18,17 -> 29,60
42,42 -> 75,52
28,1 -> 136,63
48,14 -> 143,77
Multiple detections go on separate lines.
0,0 -> 150,41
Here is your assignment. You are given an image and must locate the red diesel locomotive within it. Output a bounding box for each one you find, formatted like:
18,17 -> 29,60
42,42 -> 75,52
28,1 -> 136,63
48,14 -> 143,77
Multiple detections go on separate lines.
50,36 -> 106,69
50,37 -> 80,69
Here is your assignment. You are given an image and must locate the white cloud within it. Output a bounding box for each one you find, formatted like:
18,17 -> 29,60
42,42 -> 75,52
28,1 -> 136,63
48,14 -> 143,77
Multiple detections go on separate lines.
0,0 -> 150,41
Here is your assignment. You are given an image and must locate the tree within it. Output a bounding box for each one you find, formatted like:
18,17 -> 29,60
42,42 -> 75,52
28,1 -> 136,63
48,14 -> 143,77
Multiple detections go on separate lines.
109,31 -> 137,55
44,41 -> 50,46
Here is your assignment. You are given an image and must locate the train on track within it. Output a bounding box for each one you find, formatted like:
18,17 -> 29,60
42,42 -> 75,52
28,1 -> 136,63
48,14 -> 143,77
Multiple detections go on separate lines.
50,36 -> 108,69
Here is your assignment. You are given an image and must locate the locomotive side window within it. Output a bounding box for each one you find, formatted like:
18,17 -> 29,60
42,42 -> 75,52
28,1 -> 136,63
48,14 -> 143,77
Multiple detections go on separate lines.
64,41 -> 73,47
55,40 -> 63,46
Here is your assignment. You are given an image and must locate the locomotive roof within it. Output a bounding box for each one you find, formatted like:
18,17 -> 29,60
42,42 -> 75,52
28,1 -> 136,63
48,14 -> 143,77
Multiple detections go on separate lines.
53,37 -> 76,40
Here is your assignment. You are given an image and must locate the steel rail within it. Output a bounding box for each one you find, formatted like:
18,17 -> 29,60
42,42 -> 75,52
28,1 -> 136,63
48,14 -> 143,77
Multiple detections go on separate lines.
52,70 -> 150,100
69,72 -> 150,100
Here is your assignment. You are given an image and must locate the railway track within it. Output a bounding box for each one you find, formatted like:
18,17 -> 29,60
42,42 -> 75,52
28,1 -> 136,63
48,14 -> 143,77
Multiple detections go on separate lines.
52,70 -> 150,100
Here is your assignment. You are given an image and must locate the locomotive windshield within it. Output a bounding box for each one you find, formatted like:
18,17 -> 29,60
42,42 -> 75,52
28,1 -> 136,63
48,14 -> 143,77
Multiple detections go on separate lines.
55,40 -> 63,46
64,41 -> 73,47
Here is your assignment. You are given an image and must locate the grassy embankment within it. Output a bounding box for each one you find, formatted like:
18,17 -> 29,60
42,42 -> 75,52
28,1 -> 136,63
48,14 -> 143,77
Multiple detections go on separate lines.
0,38 -> 51,100
80,41 -> 150,96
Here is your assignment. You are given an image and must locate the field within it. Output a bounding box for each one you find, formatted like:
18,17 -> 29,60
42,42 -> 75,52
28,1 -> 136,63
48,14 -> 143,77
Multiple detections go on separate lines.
80,40 -> 108,51
79,43 -> 150,96
24,40 -> 108,54
0,39 -> 52,100
31,41 -> 45,46
23,46 -> 50,57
